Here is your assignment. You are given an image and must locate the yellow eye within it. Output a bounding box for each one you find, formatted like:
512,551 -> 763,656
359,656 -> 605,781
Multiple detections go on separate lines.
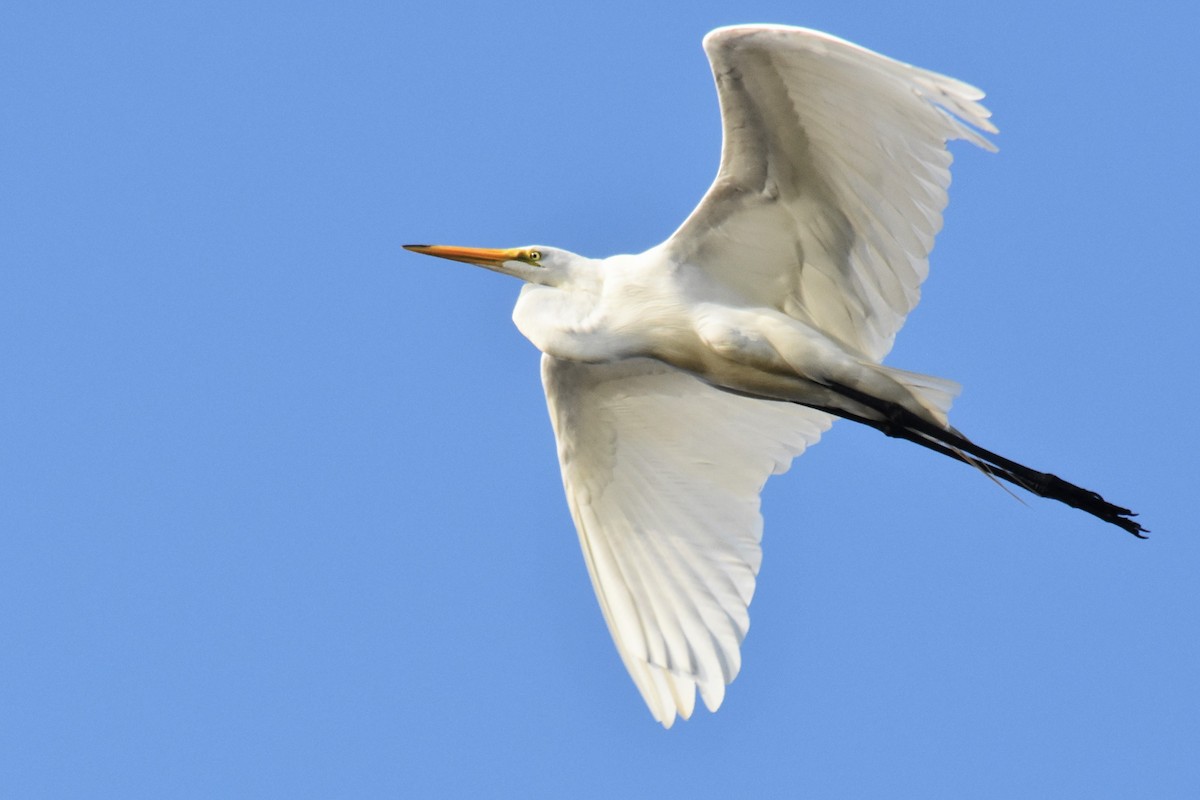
527,250 -> 542,263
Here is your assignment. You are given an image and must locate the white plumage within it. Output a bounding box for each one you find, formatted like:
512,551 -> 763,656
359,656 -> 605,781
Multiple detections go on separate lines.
543,356 -> 829,723
670,26 -> 995,365
407,25 -> 1142,727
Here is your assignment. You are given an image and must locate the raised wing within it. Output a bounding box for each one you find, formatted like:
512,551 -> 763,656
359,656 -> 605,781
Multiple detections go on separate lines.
666,25 -> 997,361
542,355 -> 832,727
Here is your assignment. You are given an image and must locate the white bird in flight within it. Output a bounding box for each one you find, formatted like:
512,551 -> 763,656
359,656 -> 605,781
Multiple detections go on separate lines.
406,25 -> 1144,728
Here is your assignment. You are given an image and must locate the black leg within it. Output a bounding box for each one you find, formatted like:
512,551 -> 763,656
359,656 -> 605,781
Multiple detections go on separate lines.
804,383 -> 1148,538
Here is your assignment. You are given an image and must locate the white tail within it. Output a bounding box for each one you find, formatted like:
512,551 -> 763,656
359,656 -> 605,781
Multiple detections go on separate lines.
874,365 -> 961,427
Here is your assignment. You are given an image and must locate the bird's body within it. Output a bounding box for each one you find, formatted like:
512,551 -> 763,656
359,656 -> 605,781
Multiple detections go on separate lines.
406,25 -> 1144,727
513,246 -> 949,428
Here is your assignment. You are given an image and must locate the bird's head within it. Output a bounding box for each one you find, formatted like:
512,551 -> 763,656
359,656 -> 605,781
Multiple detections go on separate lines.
404,244 -> 579,287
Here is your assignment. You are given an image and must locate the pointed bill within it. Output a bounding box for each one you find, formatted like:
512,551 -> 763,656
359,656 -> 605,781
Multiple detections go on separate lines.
403,244 -> 520,267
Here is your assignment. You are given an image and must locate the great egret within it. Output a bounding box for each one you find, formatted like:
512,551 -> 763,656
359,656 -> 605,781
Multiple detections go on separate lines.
406,25 -> 1144,727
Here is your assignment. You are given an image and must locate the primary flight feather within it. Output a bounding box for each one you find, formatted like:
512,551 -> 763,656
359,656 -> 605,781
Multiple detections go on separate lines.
406,25 -> 1144,728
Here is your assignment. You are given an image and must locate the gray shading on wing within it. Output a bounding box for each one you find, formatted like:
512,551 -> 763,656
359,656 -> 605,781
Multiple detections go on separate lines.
666,25 -> 997,361
542,355 -> 832,726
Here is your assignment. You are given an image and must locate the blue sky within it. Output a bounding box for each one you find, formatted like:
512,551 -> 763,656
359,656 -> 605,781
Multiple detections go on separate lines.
3,1 -> 1197,797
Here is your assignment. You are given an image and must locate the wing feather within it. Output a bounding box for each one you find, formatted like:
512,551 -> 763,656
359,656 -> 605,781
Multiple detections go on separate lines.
667,25 -> 996,360
542,355 -> 831,726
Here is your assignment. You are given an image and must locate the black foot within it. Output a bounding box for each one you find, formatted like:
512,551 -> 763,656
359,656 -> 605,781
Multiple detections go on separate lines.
1033,473 -> 1147,538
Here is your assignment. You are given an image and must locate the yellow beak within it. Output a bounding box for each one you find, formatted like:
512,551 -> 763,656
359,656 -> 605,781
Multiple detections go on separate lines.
403,244 -> 521,267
